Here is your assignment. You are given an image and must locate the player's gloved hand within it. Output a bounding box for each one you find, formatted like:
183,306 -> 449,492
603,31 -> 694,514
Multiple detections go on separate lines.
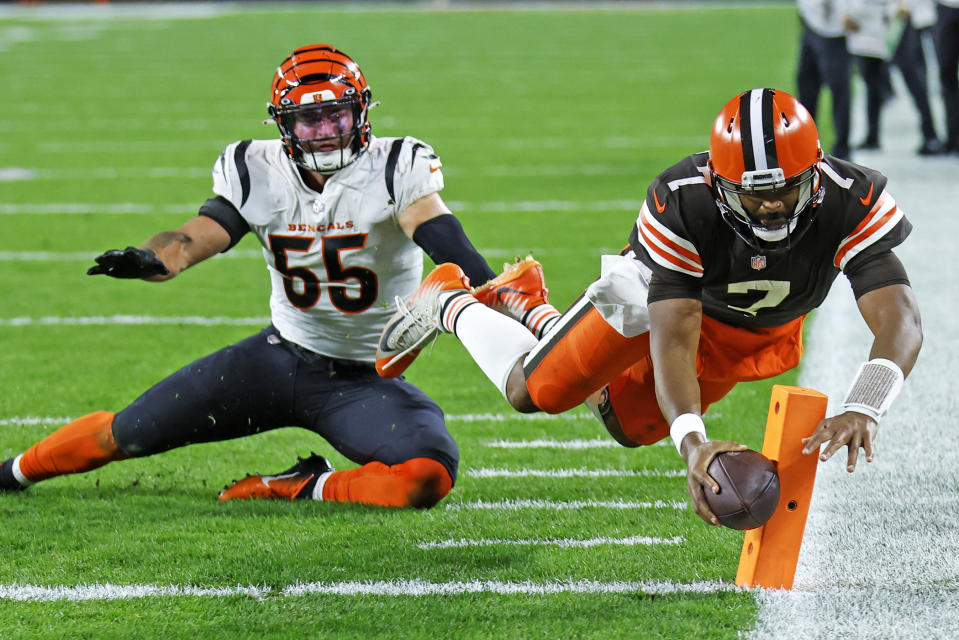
683,438 -> 747,527
87,246 -> 169,279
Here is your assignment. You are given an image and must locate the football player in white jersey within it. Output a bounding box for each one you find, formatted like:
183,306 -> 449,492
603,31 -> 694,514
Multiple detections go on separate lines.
0,44 -> 507,509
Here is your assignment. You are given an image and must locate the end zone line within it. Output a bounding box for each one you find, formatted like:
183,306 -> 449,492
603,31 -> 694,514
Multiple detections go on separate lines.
0,579 -> 739,602
417,535 -> 684,550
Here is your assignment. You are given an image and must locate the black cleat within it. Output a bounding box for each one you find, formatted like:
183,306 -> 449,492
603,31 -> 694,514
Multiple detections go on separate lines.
0,458 -> 27,493
217,453 -> 333,501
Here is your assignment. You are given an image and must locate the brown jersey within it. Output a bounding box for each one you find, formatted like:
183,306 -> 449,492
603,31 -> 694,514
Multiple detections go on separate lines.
628,152 -> 911,328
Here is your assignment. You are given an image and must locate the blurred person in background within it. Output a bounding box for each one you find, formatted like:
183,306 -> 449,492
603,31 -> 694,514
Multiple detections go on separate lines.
798,0 -> 854,158
844,0 -> 893,151
891,0 -> 945,154
934,0 -> 959,153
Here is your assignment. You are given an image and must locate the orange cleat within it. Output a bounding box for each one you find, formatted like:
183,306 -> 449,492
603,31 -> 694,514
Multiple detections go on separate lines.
472,256 -> 550,322
218,453 -> 333,502
375,262 -> 470,378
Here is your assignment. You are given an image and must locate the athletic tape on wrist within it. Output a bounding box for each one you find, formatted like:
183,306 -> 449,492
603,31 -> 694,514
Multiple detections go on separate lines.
841,358 -> 904,422
670,413 -> 707,454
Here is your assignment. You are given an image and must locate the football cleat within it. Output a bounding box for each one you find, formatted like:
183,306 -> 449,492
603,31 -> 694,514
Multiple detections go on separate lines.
375,262 -> 470,378
217,453 -> 333,502
0,458 -> 27,493
472,256 -> 550,322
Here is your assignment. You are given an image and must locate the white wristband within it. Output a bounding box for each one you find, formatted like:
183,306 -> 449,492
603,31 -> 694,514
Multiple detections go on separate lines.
670,413 -> 707,454
841,358 -> 904,422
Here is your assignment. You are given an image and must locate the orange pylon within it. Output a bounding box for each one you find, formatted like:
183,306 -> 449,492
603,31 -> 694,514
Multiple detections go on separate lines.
735,384 -> 827,590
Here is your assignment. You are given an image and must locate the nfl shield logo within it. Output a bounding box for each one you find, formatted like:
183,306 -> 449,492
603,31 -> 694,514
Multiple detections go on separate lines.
750,255 -> 767,270
312,200 -> 325,215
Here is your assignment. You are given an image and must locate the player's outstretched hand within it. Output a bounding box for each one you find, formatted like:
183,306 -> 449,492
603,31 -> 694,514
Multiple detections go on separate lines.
801,412 -> 877,472
683,438 -> 748,527
87,246 -> 169,279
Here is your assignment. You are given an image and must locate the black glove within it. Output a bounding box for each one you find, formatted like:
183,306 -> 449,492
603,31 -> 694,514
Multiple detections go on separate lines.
87,246 -> 170,279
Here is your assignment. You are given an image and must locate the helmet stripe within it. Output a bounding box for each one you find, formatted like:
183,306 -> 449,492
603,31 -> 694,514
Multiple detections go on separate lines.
739,88 -> 779,172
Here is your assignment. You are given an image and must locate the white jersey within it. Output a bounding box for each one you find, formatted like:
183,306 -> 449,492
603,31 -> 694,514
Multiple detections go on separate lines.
211,135 -> 444,362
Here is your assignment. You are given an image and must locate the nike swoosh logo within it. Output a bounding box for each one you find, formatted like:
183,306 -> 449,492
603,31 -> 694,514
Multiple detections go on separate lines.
495,286 -> 530,302
653,190 -> 666,213
859,182 -> 874,206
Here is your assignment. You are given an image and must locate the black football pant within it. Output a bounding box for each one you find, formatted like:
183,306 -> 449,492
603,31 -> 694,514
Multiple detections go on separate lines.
111,326 -> 459,483
893,24 -> 939,143
935,2 -> 959,148
797,21 -> 852,156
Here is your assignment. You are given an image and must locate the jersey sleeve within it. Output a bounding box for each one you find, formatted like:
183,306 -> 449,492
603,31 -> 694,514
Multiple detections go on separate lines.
211,140 -> 254,213
387,136 -> 445,216
629,179 -> 705,279
834,188 -> 912,271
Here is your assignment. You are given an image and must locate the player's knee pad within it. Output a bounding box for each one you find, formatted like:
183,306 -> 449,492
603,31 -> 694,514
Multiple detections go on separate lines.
397,457 -> 453,509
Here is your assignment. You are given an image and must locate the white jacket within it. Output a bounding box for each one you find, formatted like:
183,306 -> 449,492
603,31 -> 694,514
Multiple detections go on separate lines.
846,0 -> 895,58
799,0 -> 850,36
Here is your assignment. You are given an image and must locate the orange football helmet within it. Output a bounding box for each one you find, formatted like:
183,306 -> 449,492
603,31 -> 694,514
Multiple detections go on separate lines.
269,44 -> 373,174
709,88 -> 824,251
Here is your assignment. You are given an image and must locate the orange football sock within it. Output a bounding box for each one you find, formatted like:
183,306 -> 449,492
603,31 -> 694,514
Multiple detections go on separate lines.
17,411 -> 129,483
320,457 -> 452,508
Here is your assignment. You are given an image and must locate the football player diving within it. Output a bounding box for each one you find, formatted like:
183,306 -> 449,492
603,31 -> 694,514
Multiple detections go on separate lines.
0,44 -> 561,508
377,88 -> 923,526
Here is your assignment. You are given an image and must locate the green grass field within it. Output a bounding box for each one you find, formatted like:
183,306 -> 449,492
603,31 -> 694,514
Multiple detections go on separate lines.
0,4 -> 805,638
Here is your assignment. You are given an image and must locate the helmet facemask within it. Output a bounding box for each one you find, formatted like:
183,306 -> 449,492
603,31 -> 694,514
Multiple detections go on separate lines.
714,164 -> 823,252
271,93 -> 370,174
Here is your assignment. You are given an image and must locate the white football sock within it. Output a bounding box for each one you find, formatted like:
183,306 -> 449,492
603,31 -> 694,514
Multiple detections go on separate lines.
449,302 -> 538,397
310,469 -> 334,501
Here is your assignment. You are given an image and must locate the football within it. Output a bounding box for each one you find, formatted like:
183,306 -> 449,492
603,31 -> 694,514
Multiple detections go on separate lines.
704,449 -> 780,530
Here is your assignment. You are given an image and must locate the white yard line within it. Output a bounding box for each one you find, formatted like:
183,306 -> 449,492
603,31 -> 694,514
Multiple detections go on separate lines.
443,499 -> 688,510
748,78 -> 959,639
486,437 -> 670,448
0,417 -> 73,427
466,467 -> 683,478
446,412 -> 594,423
0,316 -> 270,327
0,250 -> 264,261
0,200 -> 641,216
0,413 -> 602,427
0,578 -> 739,602
0,167 -> 209,181
417,535 -> 684,550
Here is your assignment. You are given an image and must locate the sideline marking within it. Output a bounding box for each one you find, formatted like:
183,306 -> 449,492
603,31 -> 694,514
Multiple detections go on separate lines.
417,535 -> 684,550
0,579 -> 739,602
